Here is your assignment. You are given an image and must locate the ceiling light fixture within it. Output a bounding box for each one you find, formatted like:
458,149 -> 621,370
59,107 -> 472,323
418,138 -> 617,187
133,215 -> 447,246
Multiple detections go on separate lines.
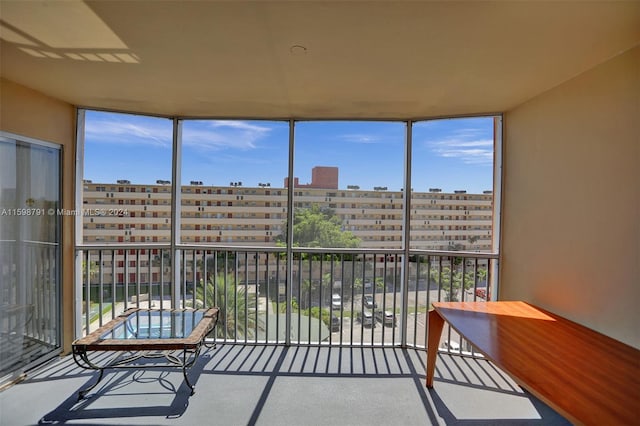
289,45 -> 307,55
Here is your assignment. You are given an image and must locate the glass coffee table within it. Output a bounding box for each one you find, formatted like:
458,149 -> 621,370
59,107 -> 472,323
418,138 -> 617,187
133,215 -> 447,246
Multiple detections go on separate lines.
72,307 -> 218,399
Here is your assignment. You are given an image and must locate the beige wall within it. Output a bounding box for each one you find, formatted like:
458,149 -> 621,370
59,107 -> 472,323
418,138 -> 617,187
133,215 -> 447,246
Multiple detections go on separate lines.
1,78 -> 76,352
501,47 -> 639,348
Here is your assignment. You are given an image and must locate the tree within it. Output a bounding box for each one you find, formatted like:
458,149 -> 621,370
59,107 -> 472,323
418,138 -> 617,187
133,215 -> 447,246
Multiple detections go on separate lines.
82,259 -> 100,310
205,251 -> 237,273
196,274 -> 264,339
430,266 -> 478,302
277,204 -> 360,248
82,259 -> 99,282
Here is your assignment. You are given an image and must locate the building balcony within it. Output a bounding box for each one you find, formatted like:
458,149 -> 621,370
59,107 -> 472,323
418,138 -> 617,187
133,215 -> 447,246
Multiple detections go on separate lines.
1,2 -> 638,424
1,245 -> 572,424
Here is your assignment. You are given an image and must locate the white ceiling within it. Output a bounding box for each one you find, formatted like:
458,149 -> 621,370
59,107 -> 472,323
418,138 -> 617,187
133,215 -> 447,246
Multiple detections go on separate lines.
1,0 -> 639,119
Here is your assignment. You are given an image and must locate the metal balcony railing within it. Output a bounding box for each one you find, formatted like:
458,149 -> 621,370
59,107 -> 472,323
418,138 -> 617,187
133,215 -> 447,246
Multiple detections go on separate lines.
1,239 -> 61,378
77,244 -> 497,352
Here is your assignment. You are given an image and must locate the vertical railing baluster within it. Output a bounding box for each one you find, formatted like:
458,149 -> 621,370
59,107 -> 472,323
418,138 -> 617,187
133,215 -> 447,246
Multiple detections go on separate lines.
244,251 -> 249,344
159,249 -> 165,311
181,250 -> 187,309
191,249 -> 197,308
264,252 -> 270,343
110,250 -> 116,319
392,254 -> 399,346
84,250 -> 91,334
148,249 -> 153,308
136,249 -> 141,307
370,253 -> 375,345
349,255 -> 355,346
307,253 -> 312,345
123,250 -> 129,311
234,251 -> 239,342
360,255 -> 365,346
297,253 -> 302,345
446,256 -> 453,351
412,255 -> 419,346
275,252 -> 280,344
381,253 -> 387,346
423,255 -> 431,348
318,253 -> 323,346
98,250 -> 103,326
340,253 -> 345,347
329,253 -> 334,346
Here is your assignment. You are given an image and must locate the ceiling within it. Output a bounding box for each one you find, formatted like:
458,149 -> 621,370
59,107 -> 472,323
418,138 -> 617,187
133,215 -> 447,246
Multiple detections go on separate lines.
1,0 -> 639,119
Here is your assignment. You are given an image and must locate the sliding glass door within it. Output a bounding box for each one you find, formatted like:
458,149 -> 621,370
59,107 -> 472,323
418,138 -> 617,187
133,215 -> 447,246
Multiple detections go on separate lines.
0,132 -> 61,384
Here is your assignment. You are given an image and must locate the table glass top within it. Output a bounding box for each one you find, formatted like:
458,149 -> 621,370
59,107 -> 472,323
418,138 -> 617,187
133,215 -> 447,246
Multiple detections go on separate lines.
101,310 -> 206,340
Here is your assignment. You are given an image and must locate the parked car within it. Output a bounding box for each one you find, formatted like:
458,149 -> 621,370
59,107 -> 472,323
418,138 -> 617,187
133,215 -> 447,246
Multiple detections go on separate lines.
375,310 -> 396,327
475,288 -> 487,299
442,340 -> 461,352
356,309 -> 375,327
363,295 -> 377,309
331,293 -> 342,309
331,315 -> 341,332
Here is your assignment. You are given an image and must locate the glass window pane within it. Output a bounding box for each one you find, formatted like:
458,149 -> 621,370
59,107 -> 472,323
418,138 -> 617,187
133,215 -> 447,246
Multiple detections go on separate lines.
82,110 -> 173,245
411,116 -> 496,252
0,135 -> 61,381
180,120 -> 289,245
293,121 -> 405,249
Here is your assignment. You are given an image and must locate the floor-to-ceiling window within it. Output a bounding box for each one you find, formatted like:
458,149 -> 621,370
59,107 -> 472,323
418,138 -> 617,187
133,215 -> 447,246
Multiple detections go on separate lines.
409,116 -> 498,349
81,110 -> 173,331
77,111 -> 501,349
292,121 -> 406,345
180,119 -> 289,342
0,132 -> 61,384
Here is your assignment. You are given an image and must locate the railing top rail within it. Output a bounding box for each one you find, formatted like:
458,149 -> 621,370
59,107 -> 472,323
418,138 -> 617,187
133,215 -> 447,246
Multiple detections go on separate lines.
75,243 -> 498,258
76,244 -> 171,251
3,239 -> 59,247
409,249 -> 499,259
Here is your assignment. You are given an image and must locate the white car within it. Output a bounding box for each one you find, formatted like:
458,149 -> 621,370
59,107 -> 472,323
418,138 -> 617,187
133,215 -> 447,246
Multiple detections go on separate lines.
331,293 -> 342,309
442,340 -> 461,352
375,310 -> 396,327
357,309 -> 375,327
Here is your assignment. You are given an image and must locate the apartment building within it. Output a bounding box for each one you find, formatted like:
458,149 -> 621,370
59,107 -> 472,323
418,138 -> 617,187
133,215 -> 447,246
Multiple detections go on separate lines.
82,173 -> 493,251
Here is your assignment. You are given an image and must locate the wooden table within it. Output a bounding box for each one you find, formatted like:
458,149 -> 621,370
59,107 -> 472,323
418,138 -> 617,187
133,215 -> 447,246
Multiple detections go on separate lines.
72,308 -> 218,399
426,301 -> 640,425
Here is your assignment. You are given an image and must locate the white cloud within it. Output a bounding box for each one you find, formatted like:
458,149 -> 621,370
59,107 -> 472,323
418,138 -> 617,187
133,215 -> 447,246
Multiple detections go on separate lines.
429,138 -> 493,165
208,120 -> 271,132
339,133 -> 382,144
84,118 -> 171,147
84,117 -> 272,151
183,120 -> 272,151
449,128 -> 485,138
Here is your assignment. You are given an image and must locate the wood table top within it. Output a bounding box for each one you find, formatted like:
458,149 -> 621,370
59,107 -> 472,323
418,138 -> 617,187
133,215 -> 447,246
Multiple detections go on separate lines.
432,301 -> 640,425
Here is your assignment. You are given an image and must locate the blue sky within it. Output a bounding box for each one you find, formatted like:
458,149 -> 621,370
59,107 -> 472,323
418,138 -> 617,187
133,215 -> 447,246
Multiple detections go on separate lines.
84,111 -> 495,193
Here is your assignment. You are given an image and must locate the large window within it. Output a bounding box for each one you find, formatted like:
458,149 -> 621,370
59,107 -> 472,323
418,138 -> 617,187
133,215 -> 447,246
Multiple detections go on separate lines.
411,117 -> 496,251
77,111 -> 500,346
293,121 -> 405,249
80,112 -> 498,252
180,120 -> 289,245
82,110 -> 173,245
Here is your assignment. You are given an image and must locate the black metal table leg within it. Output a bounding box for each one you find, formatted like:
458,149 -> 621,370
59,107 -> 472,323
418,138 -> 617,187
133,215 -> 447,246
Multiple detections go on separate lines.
78,368 -> 105,400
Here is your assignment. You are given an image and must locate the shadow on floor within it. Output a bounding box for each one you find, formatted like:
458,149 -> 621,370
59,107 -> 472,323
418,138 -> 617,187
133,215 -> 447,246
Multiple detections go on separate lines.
0,345 -> 570,426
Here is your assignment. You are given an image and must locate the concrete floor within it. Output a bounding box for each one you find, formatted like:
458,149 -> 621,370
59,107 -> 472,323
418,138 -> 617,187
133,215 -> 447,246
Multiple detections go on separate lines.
0,345 -> 570,426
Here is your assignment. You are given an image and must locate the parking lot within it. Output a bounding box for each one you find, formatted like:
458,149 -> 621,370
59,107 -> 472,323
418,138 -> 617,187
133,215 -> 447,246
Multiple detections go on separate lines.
327,290 -> 466,348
